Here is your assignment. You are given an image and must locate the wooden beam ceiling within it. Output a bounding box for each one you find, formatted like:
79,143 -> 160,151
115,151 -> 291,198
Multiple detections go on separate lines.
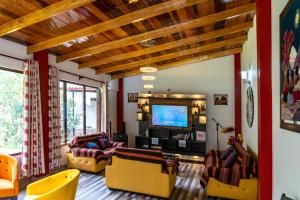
79,22 -> 252,69
27,0 -> 207,54
57,2 -> 256,62
96,35 -> 247,74
111,47 -> 242,80
0,0 -> 95,37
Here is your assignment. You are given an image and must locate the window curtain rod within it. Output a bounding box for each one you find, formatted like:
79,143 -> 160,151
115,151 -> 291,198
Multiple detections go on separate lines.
0,53 -> 105,84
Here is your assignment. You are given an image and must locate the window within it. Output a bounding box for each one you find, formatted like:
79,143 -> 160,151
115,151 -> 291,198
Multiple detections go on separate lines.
0,68 -> 23,154
60,81 -> 99,143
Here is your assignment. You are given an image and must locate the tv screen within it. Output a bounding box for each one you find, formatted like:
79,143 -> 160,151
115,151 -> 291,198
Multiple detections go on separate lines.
152,105 -> 188,127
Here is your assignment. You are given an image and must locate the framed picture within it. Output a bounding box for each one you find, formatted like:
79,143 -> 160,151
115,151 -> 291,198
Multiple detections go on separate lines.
128,93 -> 138,103
280,0 -> 300,133
214,94 -> 228,105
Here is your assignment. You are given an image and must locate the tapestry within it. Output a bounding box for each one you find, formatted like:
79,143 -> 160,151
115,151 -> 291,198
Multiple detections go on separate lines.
280,0 -> 300,132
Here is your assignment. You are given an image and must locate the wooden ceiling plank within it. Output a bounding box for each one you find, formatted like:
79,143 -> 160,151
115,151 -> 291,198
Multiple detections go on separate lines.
111,47 -> 242,79
58,2 -> 256,62
0,0 -> 95,37
28,0 -> 207,54
96,35 -> 247,74
79,21 -> 252,68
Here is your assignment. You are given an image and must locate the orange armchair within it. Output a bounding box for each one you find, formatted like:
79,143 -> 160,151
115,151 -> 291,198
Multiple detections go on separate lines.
0,154 -> 18,200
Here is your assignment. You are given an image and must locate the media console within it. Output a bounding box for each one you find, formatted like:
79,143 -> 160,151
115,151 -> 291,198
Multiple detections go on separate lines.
135,93 -> 207,156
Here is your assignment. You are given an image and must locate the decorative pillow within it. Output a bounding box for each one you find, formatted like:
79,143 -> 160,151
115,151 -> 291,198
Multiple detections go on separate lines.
220,146 -> 234,160
86,142 -> 99,149
223,150 -> 237,168
98,134 -> 112,150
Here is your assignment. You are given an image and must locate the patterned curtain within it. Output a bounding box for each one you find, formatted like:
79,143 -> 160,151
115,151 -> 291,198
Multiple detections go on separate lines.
21,59 -> 45,177
96,88 -> 102,133
100,82 -> 109,134
48,65 -> 61,170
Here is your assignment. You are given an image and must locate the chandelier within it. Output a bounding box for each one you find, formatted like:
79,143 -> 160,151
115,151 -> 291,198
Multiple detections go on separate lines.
141,75 -> 156,81
140,66 -> 157,73
144,84 -> 154,89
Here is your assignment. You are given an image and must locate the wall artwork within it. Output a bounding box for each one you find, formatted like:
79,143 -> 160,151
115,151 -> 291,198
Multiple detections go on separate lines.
214,94 -> 228,105
128,93 -> 138,103
280,0 -> 300,132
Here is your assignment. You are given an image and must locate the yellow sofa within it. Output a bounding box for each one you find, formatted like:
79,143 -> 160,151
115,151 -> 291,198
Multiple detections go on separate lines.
67,133 -> 124,173
106,155 -> 177,198
0,154 -> 18,200
206,177 -> 258,200
24,169 -> 80,200
67,153 -> 106,173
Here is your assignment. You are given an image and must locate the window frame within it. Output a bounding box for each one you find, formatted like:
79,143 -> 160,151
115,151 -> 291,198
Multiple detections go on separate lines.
0,66 -> 23,156
60,80 -> 99,144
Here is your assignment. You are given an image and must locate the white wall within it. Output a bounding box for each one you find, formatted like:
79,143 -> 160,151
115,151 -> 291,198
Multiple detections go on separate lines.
123,56 -> 236,150
241,16 -> 258,154
272,0 -> 300,199
0,38 -> 111,86
108,80 -> 119,134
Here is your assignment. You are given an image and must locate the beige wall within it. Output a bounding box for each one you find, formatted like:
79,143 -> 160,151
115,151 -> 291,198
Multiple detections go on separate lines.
241,16 -> 258,154
272,0 -> 300,199
123,56 -> 236,151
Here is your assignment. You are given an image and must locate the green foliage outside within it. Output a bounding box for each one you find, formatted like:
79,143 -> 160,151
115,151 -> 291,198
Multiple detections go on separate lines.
0,70 -> 23,154
60,88 -> 81,143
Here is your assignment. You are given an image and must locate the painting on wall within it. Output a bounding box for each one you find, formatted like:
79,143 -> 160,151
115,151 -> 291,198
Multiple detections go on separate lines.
280,0 -> 300,132
128,93 -> 138,103
214,94 -> 228,105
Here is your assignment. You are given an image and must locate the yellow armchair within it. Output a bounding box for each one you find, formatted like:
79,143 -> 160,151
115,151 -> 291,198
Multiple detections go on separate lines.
24,169 -> 80,200
0,154 -> 18,200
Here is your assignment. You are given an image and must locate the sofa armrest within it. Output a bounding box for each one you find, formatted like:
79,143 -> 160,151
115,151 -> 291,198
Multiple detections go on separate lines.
207,177 -> 257,200
26,176 -> 57,195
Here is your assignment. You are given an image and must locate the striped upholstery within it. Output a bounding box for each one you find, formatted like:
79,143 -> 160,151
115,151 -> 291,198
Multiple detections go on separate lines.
200,143 -> 255,187
69,133 -> 125,163
108,147 -> 179,174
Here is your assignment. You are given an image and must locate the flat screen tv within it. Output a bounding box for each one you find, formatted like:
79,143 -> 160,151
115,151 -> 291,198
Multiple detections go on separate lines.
152,105 -> 188,127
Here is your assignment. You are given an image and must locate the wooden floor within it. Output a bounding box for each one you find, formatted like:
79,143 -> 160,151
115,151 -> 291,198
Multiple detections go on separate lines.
19,162 -> 205,200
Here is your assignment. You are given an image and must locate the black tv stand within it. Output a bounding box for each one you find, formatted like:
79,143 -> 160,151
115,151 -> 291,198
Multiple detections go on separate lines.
136,93 -> 207,156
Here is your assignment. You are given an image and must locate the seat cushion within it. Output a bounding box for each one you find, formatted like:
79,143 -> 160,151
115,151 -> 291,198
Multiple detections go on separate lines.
0,179 -> 15,197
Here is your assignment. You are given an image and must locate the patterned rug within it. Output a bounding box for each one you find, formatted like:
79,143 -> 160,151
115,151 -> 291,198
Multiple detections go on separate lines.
19,162 -> 205,200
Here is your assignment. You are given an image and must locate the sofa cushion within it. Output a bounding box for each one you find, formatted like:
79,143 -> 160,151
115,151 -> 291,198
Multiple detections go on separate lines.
220,146 -> 234,160
86,142 -> 99,149
69,133 -> 103,148
223,150 -> 237,168
98,134 -> 112,150
233,142 -> 250,166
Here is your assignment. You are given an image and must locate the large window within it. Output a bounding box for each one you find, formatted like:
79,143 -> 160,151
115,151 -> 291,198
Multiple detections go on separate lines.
0,68 -> 23,154
60,81 -> 99,143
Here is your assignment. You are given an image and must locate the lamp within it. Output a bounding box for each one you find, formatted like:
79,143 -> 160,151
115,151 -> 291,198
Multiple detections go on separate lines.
199,116 -> 207,124
241,70 -> 251,84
